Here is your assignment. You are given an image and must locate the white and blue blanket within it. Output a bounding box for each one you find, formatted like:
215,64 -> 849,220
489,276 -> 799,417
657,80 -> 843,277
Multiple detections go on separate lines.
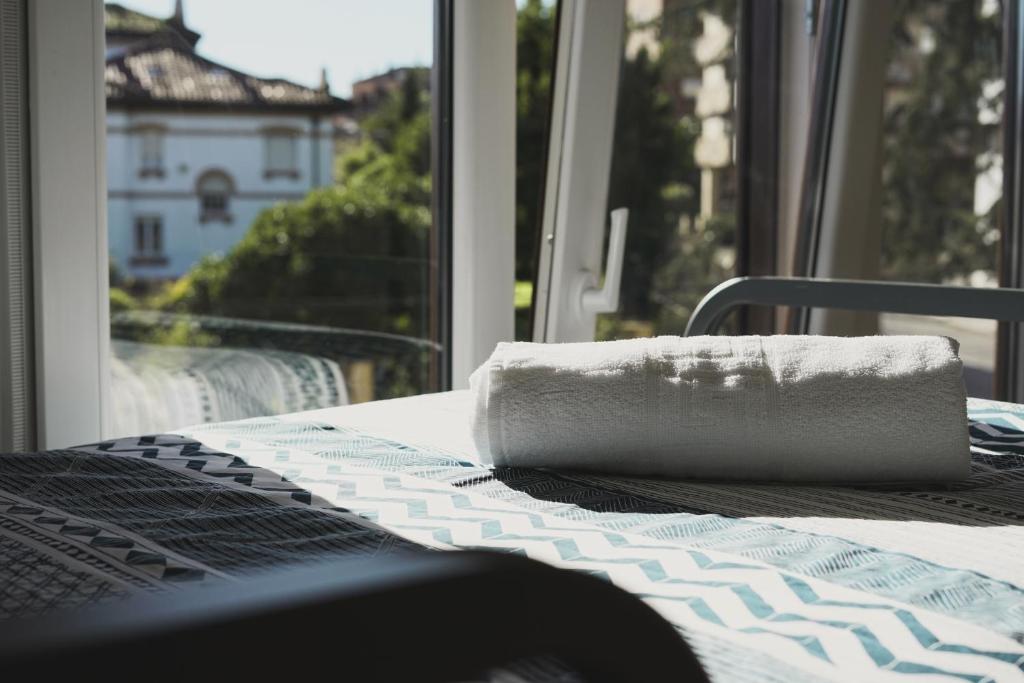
1,395 -> 1022,681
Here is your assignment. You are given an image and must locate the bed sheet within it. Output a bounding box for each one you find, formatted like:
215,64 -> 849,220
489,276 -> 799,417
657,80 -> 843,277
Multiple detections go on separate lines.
1,392 -> 1022,681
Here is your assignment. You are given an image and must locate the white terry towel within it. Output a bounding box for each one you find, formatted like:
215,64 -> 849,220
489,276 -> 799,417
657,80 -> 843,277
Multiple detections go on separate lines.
469,336 -> 970,482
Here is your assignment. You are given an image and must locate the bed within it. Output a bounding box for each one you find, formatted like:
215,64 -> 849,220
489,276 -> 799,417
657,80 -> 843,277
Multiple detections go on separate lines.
1,390 -> 1022,681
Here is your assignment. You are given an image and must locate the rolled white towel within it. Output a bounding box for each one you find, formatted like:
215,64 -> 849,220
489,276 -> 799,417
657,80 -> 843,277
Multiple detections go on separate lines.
469,336 -> 970,482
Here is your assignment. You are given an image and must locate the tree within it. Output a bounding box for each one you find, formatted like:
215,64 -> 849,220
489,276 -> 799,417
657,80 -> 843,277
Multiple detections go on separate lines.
515,0 -> 556,283
160,72 -> 432,338
597,2 -> 736,338
606,46 -> 699,323
880,0 -> 1003,283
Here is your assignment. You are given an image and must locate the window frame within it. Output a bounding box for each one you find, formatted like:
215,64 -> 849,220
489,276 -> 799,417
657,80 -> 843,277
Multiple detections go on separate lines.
27,0 -> 110,448
195,169 -> 234,224
792,0 -> 1024,401
430,0 -> 455,391
534,0 -> 789,342
531,0 -> 626,343
19,0 -> 505,444
0,0 -> 34,452
449,0 -> 516,385
734,0 -> 782,334
130,214 -> 165,265
136,124 -> 165,178
790,0 -> 847,333
999,0 -> 1024,402
262,127 -> 300,179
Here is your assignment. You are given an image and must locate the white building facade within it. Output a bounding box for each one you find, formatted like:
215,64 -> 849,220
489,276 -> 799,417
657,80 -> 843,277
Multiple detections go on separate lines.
105,3 -> 345,281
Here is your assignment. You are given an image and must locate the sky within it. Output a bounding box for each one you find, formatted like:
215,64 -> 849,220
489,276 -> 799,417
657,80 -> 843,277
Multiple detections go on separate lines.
113,0 -> 434,97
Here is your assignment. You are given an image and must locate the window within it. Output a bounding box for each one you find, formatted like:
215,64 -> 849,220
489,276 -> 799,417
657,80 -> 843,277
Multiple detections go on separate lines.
874,0 -> 1004,398
514,0 -> 559,341
795,1 -> 1008,399
532,0 -> 757,343
597,1 -> 741,341
196,170 -> 233,223
101,0 -> 447,437
138,127 -> 163,177
131,215 -> 164,264
264,130 -> 298,178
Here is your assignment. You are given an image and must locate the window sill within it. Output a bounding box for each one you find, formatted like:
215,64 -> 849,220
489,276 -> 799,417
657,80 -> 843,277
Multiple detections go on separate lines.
200,212 -> 234,224
138,168 -> 165,179
129,255 -> 168,266
264,169 -> 300,180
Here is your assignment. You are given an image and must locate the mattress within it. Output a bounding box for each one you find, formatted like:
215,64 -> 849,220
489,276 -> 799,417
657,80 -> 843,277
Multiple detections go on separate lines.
1,391 -> 1022,681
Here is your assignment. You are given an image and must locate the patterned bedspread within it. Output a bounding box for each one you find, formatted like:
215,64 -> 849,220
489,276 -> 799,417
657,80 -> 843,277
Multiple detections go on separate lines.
1,396 -> 1022,682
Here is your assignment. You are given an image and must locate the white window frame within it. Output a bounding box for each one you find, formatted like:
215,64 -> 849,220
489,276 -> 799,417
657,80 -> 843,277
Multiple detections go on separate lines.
21,0 -> 519,443
532,0 -> 625,343
450,0 -> 516,386
28,0 -> 110,448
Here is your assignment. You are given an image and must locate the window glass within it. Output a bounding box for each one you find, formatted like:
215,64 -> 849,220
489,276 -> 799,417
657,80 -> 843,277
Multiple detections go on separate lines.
197,170 -> 231,220
265,132 -> 297,173
874,0 -> 1004,397
597,0 -> 739,340
139,128 -> 163,174
515,0 -> 558,340
132,216 -> 163,259
106,0 -> 439,435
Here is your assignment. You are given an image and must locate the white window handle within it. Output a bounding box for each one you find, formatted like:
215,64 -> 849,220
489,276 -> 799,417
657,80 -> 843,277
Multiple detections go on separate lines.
578,208 -> 629,316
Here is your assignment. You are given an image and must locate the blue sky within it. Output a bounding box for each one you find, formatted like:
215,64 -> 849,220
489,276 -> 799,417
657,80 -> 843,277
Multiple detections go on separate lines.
113,1 -> 434,97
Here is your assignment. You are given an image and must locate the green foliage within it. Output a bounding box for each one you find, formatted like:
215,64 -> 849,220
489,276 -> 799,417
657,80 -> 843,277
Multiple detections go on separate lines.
515,0 -> 556,285
598,3 -> 735,339
108,286 -> 138,314
160,185 -> 429,335
880,0 -> 1003,283
606,47 -> 699,323
159,70 -> 432,338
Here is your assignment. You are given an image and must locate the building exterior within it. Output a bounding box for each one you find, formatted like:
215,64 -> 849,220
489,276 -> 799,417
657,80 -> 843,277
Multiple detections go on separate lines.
350,67 -> 430,116
105,2 -> 347,281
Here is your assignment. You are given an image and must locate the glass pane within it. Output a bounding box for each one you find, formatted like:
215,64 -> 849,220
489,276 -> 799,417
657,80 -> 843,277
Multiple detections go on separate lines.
105,1 -> 439,435
515,0 -> 559,340
876,0 -> 1003,397
597,0 -> 740,340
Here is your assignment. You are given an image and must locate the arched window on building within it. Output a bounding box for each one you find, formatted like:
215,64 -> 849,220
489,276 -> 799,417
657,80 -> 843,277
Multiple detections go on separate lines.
196,170 -> 233,223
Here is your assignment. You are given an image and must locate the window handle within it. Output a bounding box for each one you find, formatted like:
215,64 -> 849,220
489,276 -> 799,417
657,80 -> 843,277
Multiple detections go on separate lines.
578,208 -> 629,316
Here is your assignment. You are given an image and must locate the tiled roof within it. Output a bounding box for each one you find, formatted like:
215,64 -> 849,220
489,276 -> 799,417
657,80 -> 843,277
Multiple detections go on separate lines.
105,3 -> 200,48
106,36 -> 348,113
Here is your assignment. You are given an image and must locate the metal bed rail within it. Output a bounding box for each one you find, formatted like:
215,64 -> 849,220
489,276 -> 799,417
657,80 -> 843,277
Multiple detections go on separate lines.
685,276 -> 1024,337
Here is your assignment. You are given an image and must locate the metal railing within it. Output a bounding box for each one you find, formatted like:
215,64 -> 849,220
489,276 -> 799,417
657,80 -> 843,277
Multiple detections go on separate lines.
685,276 -> 1024,336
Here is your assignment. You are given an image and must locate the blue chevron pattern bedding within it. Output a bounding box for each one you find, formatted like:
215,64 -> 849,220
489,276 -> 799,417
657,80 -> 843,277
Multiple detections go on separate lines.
1,396 -> 1022,681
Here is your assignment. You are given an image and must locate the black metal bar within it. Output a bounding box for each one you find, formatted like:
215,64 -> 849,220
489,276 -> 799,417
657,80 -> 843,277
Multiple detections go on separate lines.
431,0 -> 455,391
0,551 -> 709,683
524,0 -> 564,343
789,0 -> 847,333
999,0 -> 1023,403
686,276 -> 1024,337
735,0 -> 781,334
